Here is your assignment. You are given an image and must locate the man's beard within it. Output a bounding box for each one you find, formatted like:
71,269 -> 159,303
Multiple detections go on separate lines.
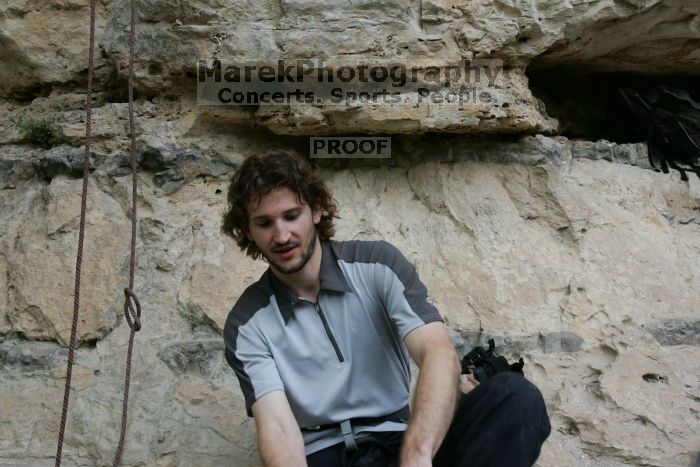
265,228 -> 318,275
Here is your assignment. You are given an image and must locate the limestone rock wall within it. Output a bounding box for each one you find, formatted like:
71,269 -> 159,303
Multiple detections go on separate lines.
1,136 -> 698,466
1,1 -> 699,466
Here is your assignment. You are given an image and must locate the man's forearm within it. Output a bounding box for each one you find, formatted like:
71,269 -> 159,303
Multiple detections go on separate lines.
257,422 -> 307,467
400,344 -> 461,464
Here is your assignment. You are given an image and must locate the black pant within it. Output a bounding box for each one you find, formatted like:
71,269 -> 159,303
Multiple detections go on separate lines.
306,372 -> 551,467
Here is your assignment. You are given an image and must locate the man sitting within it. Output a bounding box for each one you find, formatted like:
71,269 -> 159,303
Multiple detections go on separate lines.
221,150 -> 551,466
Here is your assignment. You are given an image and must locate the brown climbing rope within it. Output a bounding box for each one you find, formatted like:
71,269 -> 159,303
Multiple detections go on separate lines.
55,0 -> 142,465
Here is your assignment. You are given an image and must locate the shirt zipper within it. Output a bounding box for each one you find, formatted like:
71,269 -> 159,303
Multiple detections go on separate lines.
306,299 -> 345,363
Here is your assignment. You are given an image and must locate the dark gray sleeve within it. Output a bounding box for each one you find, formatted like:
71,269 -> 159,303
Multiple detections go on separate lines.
372,241 -> 444,340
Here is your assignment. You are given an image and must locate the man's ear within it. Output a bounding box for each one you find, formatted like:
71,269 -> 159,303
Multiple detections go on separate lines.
312,206 -> 323,225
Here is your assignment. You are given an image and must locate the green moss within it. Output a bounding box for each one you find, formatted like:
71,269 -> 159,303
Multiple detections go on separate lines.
12,116 -> 55,149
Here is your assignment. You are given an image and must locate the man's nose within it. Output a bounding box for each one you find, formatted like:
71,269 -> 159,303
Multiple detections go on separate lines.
272,221 -> 291,244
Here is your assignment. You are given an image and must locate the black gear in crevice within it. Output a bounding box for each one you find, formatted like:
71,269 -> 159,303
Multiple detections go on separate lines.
460,339 -> 524,383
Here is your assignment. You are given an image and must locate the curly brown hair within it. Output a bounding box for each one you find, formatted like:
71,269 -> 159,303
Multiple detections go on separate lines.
221,149 -> 339,259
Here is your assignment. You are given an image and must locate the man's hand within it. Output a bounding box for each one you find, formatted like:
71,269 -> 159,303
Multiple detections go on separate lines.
459,373 -> 479,394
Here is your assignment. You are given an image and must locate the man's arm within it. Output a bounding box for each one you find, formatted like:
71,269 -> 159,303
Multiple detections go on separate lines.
400,322 -> 461,467
251,390 -> 308,467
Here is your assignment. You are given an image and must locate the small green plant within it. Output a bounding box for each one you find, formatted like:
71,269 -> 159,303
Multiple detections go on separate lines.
12,116 -> 55,149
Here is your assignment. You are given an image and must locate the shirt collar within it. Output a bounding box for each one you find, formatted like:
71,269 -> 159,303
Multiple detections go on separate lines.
267,241 -> 352,325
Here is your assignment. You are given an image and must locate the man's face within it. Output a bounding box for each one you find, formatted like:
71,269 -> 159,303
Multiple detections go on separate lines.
246,187 -> 322,275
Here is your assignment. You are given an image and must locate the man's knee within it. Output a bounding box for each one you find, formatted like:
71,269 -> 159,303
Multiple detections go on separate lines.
489,371 -> 542,399
459,371 -> 544,409
486,372 -> 551,439
444,372 -> 551,466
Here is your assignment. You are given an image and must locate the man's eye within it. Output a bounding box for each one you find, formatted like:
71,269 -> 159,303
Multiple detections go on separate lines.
256,221 -> 271,228
285,213 -> 300,221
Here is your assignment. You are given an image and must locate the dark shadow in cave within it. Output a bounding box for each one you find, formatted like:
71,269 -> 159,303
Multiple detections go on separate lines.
526,65 -> 700,144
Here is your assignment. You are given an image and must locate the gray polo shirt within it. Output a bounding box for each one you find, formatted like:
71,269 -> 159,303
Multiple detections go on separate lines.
223,240 -> 443,455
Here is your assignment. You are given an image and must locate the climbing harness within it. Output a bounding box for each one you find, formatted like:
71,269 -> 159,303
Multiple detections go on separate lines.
54,0 -> 142,465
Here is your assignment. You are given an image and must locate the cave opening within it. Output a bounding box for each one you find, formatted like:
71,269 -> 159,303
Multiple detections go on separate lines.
526,65 -> 700,144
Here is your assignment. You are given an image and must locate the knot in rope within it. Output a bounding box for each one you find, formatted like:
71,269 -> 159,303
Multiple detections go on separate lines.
123,288 -> 142,332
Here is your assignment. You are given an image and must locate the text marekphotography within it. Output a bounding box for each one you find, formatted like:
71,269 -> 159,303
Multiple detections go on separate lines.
197,59 -> 503,108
